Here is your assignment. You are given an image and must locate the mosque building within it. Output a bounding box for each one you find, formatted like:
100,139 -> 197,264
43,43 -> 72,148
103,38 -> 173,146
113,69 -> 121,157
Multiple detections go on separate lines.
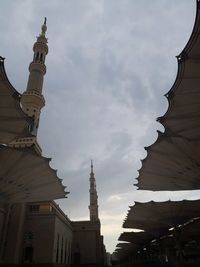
0,19 -> 106,266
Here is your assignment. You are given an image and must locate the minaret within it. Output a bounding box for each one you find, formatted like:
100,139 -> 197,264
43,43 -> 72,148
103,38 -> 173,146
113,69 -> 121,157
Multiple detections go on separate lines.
9,18 -> 48,154
89,161 -> 99,221
21,17 -> 48,135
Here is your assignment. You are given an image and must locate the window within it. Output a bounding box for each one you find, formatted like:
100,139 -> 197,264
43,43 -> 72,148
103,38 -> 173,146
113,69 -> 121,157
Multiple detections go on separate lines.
29,205 -> 39,212
64,239 -> 67,264
56,234 -> 60,263
61,237 -> 63,263
36,52 -> 39,61
24,247 -> 33,263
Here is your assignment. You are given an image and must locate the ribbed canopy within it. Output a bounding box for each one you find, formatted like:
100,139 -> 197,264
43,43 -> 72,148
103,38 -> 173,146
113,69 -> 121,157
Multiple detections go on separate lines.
116,2 -> 200,260
116,218 -> 200,259
119,231 -> 155,245
116,243 -> 137,250
158,1 -> 200,140
123,200 -> 200,235
0,57 -> 32,144
136,135 -> 200,190
179,218 -> 200,242
0,145 -> 67,202
116,243 -> 137,256
136,2 -> 200,191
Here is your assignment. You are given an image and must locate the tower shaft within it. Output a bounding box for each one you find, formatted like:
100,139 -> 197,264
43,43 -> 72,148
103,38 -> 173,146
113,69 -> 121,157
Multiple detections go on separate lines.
89,161 -> 99,221
9,19 -> 48,155
21,18 -> 48,135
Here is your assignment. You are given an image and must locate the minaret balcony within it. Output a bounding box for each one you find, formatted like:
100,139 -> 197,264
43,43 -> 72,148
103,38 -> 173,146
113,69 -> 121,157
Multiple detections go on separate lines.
9,137 -> 42,155
29,62 -> 46,75
21,91 -> 45,109
33,41 -> 48,54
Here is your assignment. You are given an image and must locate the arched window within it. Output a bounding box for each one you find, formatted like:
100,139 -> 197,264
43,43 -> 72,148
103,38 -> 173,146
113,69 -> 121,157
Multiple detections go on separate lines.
74,243 -> 80,264
56,234 -> 60,263
65,239 -> 67,263
36,52 -> 39,61
61,237 -> 63,263
24,246 -> 33,263
40,53 -> 43,62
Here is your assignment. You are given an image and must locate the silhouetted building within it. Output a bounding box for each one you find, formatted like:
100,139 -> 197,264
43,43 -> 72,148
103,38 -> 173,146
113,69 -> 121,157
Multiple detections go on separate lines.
71,162 -> 105,266
0,19 -> 106,266
0,166 -> 105,266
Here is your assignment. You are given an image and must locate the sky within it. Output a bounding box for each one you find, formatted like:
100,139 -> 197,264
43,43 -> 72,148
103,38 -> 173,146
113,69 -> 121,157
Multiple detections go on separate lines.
1,0 -> 200,253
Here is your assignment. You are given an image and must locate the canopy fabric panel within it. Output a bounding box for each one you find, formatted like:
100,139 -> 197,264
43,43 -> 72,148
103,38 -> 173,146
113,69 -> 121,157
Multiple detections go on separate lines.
0,145 -> 67,202
115,243 -> 138,260
179,218 -> 200,242
136,3 -> 200,191
136,135 -> 200,190
116,243 -> 137,250
119,231 -> 155,245
123,200 -> 200,235
116,243 -> 137,255
0,57 -> 32,144
157,2 -> 200,141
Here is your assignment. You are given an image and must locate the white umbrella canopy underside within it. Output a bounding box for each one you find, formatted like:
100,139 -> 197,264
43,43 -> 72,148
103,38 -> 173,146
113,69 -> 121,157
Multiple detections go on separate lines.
0,145 -> 67,203
0,56 -> 32,144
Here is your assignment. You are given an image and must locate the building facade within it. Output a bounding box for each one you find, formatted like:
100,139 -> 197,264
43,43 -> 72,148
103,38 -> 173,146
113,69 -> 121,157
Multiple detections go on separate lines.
0,20 -> 106,266
0,165 -> 105,266
0,201 -> 73,266
71,162 -> 105,266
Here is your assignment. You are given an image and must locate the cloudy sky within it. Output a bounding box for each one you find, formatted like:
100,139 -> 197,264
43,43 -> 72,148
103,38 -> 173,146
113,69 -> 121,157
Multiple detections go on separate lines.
1,0 -> 200,253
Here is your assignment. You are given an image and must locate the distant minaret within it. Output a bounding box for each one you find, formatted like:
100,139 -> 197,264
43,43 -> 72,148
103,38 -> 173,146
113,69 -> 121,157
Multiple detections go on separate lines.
9,18 -> 48,154
89,161 -> 99,221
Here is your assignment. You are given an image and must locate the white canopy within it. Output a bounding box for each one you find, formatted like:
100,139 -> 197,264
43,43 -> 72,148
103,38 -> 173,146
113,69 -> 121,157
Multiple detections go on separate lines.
0,145 -> 67,202
123,200 -> 200,235
136,2 -> 200,190
0,56 -> 32,144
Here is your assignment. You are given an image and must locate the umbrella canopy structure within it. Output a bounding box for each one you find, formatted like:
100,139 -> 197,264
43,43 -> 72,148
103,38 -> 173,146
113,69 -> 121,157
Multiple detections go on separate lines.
0,56 -> 32,144
115,243 -> 138,259
178,217 -> 200,243
119,231 -> 155,245
116,2 -> 200,263
135,1 -> 200,191
136,134 -> 200,190
0,145 -> 67,202
157,1 -> 200,141
123,200 -> 200,236
116,243 -> 137,250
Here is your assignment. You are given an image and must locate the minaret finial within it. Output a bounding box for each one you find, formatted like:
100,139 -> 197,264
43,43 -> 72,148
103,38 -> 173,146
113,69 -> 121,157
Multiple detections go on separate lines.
91,160 -> 93,173
41,17 -> 47,37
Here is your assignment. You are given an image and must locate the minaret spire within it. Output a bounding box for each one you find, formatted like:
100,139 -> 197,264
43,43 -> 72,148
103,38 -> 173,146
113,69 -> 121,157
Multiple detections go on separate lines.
89,161 -> 99,221
21,18 -> 48,137
40,17 -> 47,37
91,160 -> 93,173
9,19 -> 49,155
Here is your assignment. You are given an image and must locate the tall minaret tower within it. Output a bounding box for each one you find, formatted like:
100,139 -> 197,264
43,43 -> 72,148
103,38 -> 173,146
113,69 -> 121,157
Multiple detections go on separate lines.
9,18 -> 48,154
89,161 -> 99,221
21,17 -> 48,135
